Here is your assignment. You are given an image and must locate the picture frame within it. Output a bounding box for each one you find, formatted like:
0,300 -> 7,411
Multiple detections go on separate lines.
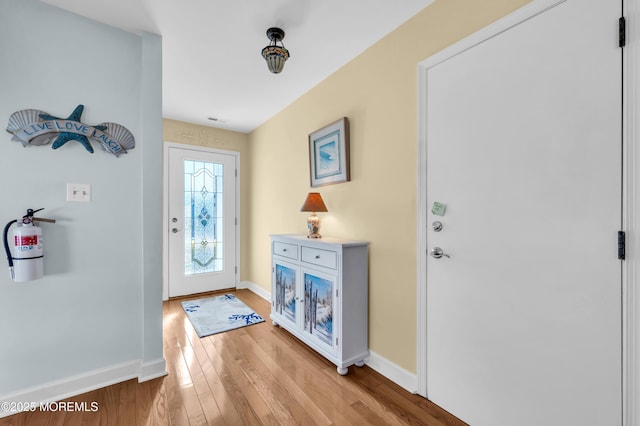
308,117 -> 350,187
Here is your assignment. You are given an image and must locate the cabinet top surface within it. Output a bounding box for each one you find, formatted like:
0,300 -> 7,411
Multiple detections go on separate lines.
270,234 -> 368,247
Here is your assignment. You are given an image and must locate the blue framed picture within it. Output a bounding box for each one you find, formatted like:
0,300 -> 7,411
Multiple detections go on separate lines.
308,117 -> 350,187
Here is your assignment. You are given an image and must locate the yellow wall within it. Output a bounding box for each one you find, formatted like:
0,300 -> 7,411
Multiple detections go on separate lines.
163,118 -> 251,278
247,0 -> 531,373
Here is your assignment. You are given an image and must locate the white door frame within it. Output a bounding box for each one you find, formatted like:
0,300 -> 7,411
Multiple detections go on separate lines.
162,142 -> 240,301
416,0 -> 639,423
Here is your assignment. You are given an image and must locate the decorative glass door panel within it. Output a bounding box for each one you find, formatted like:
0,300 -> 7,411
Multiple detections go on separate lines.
183,159 -> 224,275
168,146 -> 237,297
303,270 -> 335,349
273,261 -> 298,328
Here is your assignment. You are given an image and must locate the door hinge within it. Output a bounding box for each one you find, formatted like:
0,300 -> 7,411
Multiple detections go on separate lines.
619,17 -> 626,48
618,231 -> 626,260
335,289 -> 338,298
335,337 -> 339,346
235,266 -> 238,274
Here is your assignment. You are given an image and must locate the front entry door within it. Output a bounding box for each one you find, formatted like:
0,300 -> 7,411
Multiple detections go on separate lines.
167,145 -> 238,297
424,0 -> 622,424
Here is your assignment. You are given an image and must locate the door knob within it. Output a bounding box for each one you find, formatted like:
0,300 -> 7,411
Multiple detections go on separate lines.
430,247 -> 450,259
172,228 -> 181,233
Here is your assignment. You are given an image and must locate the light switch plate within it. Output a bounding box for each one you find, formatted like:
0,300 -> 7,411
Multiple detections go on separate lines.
66,183 -> 91,202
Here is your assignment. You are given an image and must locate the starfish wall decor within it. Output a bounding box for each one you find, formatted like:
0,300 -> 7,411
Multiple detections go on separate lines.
5,104 -> 135,157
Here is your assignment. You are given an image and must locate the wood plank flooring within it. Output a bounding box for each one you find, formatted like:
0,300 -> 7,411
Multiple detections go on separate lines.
0,289 -> 465,425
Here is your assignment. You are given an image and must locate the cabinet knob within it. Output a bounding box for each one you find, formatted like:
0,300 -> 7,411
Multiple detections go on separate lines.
315,255 -> 320,259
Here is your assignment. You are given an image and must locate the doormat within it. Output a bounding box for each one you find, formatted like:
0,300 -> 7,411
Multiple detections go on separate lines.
181,294 -> 265,337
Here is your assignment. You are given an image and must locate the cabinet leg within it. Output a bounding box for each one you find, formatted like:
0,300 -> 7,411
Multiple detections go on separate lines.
355,360 -> 365,367
337,366 -> 348,375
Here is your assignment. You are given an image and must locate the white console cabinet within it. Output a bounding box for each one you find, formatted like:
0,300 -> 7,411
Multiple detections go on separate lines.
270,234 -> 369,375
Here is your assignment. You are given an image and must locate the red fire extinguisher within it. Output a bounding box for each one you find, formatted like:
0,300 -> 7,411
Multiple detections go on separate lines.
3,208 -> 55,282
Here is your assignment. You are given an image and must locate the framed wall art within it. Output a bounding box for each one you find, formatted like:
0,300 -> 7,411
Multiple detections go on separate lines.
308,117 -> 350,187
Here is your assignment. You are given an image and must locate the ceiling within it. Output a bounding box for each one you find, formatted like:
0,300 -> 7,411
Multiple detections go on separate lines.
41,0 -> 433,133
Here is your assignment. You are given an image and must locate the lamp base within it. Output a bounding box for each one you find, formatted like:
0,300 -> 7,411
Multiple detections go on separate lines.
307,213 -> 322,239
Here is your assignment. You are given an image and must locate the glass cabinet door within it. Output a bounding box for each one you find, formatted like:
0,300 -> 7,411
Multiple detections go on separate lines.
273,261 -> 299,329
302,269 -> 336,351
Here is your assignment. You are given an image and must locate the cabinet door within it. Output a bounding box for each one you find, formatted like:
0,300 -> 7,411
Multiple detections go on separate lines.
302,268 -> 337,352
272,259 -> 300,329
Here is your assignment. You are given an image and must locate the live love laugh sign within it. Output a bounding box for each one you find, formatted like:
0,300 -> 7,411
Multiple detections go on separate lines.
6,104 -> 135,158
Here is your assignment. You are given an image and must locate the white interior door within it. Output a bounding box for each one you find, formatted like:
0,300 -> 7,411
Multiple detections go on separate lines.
168,145 -> 238,298
425,1 -> 622,425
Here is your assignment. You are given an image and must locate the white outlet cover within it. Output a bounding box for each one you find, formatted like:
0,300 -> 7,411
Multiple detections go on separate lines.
66,183 -> 91,202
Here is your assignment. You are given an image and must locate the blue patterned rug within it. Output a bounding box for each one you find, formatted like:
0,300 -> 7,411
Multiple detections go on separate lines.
181,294 -> 265,337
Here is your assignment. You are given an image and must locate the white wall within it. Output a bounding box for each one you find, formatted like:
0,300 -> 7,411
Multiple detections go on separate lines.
0,0 -> 165,404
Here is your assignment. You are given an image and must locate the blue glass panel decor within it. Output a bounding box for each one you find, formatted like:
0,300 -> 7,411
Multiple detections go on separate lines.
183,160 -> 223,275
304,273 -> 334,346
274,264 -> 296,323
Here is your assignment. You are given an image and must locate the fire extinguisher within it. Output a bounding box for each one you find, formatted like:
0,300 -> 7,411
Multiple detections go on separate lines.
3,208 -> 55,282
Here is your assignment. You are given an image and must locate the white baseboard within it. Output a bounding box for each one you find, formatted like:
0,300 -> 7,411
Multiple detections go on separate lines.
365,351 -> 418,394
0,359 -> 167,418
138,358 -> 168,382
239,280 -> 270,301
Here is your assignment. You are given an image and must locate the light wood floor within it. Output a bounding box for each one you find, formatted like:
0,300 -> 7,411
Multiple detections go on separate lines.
1,289 -> 465,425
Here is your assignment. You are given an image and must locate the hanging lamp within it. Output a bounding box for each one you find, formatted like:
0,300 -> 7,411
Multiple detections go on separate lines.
261,27 -> 290,74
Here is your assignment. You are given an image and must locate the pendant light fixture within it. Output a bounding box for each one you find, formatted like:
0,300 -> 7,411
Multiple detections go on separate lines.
261,27 -> 290,74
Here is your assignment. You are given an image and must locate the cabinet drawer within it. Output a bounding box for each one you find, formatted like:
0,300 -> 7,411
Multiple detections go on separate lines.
301,246 -> 337,269
273,241 -> 298,260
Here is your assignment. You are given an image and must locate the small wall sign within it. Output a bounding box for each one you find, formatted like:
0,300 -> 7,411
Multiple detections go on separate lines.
431,202 -> 447,216
6,104 -> 135,157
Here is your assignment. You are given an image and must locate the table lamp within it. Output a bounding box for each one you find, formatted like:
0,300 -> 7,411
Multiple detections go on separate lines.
300,192 -> 328,238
